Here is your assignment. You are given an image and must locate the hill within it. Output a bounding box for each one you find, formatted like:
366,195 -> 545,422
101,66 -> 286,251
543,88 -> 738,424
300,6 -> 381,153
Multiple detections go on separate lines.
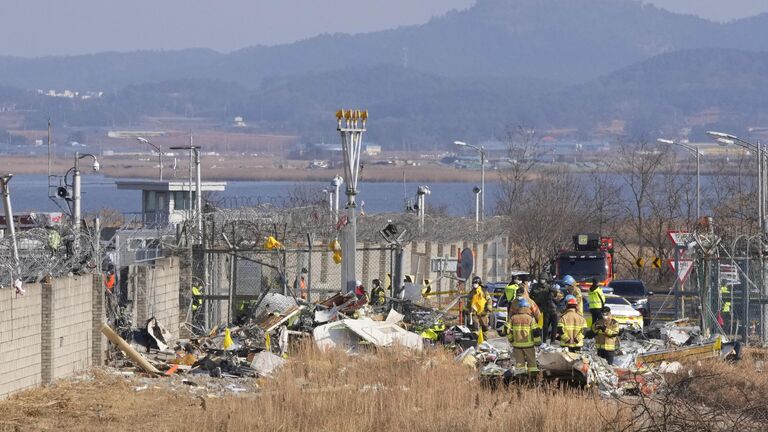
1,0 -> 768,90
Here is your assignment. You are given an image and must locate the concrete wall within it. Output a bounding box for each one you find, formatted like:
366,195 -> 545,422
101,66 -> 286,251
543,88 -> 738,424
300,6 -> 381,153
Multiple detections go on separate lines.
0,283 -> 42,398
50,276 -> 94,380
0,257 -> 181,399
132,257 -> 180,340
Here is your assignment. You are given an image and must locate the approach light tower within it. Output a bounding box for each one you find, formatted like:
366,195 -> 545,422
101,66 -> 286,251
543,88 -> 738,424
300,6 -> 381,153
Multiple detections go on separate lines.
337,109 -> 367,293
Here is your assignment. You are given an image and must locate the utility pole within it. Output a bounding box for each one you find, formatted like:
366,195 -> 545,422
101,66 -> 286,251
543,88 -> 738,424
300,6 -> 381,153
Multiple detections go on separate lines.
337,109 -> 367,293
416,185 -> 430,233
0,175 -> 19,273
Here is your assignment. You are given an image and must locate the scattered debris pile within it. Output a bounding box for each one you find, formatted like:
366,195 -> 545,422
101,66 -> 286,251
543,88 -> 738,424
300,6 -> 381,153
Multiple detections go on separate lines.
102,289 -> 736,401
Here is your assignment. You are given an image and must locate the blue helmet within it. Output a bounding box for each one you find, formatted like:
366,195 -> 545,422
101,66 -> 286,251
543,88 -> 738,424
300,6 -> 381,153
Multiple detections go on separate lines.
552,283 -> 561,290
563,275 -> 576,286
517,298 -> 530,308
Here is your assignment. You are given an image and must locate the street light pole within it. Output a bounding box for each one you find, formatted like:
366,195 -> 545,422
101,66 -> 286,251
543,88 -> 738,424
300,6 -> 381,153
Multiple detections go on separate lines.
455,140 -> 486,222
137,137 -> 163,181
708,130 -> 768,342
657,138 -> 701,220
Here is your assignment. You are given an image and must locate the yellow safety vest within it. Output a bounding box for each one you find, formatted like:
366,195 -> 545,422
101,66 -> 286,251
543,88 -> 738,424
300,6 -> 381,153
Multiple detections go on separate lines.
588,287 -> 606,309
723,302 -> 731,313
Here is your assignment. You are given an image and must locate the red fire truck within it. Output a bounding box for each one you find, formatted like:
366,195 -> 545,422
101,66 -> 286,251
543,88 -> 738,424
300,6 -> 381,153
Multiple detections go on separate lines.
554,234 -> 615,290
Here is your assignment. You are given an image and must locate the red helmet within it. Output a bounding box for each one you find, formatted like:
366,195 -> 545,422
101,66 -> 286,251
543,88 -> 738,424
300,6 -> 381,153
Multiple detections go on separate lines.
566,297 -> 578,306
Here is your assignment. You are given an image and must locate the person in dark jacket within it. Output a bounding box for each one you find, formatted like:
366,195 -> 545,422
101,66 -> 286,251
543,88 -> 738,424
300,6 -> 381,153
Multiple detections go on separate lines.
532,279 -> 559,343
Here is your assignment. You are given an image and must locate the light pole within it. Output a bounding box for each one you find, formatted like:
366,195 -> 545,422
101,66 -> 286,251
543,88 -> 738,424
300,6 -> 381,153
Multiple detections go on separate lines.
657,138 -> 702,220
0,174 -> 19,272
169,144 -> 202,237
337,109 -> 367,294
473,186 -> 481,232
70,152 -> 99,255
416,185 -> 431,233
455,141 -> 486,222
708,130 -> 767,342
137,137 -> 163,181
331,175 -> 344,217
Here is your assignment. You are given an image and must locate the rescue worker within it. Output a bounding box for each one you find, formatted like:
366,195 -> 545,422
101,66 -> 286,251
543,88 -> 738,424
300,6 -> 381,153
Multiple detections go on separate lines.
504,277 -> 521,307
557,295 -> 587,352
532,279 -> 559,343
587,278 -> 606,324
191,285 -> 203,313
294,268 -> 308,300
470,276 -> 493,333
509,286 -> 541,322
46,224 -> 61,255
370,278 -> 386,306
592,306 -> 620,365
104,269 -> 116,294
563,275 -> 583,316
507,297 -> 541,374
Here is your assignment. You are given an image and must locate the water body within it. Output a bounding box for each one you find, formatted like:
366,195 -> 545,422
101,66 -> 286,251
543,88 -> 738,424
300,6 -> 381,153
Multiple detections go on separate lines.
5,174 -> 497,216
5,172 -> 718,217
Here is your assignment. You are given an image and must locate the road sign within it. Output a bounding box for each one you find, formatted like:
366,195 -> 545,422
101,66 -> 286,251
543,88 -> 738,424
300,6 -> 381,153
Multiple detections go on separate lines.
668,259 -> 694,284
635,257 -> 646,268
667,231 -> 693,247
431,257 -> 458,273
652,257 -> 662,269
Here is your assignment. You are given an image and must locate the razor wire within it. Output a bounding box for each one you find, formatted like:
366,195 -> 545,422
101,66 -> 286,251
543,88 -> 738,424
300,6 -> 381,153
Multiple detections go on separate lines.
0,226 -> 103,287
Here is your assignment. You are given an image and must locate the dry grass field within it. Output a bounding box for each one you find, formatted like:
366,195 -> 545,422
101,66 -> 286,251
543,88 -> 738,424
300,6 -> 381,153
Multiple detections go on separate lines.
0,346 -> 616,432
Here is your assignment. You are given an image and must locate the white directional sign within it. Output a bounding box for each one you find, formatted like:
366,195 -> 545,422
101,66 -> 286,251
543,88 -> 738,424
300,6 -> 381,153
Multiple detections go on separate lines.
667,230 -> 693,247
668,259 -> 694,284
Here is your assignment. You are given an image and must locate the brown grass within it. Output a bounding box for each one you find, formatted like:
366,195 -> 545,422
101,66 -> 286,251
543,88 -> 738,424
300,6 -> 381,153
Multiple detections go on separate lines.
0,346 -> 618,432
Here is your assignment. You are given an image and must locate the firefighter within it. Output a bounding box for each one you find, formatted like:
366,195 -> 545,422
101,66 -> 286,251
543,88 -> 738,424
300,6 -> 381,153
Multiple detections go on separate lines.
587,278 -> 606,324
563,275 -> 584,316
507,297 -> 541,374
557,295 -> 587,352
370,278 -> 386,306
509,286 -> 541,322
592,306 -> 620,365
191,285 -> 203,312
470,276 -> 493,333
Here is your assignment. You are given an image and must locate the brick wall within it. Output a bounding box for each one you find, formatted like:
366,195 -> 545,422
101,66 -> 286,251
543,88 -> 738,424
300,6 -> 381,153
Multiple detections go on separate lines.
0,283 -> 42,398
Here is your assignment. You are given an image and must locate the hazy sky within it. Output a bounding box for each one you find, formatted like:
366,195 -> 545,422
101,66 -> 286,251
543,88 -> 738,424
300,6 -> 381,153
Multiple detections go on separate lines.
1,0 -> 767,57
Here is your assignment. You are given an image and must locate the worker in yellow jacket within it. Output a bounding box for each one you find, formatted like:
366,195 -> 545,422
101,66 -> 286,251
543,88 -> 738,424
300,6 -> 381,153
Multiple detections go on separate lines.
507,298 -> 541,373
558,295 -> 587,352
592,306 -> 620,365
470,276 -> 493,333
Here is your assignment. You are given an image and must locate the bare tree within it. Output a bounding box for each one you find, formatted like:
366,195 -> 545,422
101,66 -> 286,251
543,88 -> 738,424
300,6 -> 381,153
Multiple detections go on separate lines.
506,168 -> 589,277
610,138 -> 668,279
495,126 -> 543,216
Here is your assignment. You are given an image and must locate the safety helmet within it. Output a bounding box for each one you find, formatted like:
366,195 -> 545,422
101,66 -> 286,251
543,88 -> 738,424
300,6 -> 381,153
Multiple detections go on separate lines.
517,298 -> 530,308
565,294 -> 576,302
563,275 -> 576,286
472,276 -> 482,285
553,283 -> 561,290
566,297 -> 578,306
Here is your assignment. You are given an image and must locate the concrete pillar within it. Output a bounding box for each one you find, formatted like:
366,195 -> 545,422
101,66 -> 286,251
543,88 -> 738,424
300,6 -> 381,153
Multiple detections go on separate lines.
40,281 -> 54,384
91,274 -> 105,366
